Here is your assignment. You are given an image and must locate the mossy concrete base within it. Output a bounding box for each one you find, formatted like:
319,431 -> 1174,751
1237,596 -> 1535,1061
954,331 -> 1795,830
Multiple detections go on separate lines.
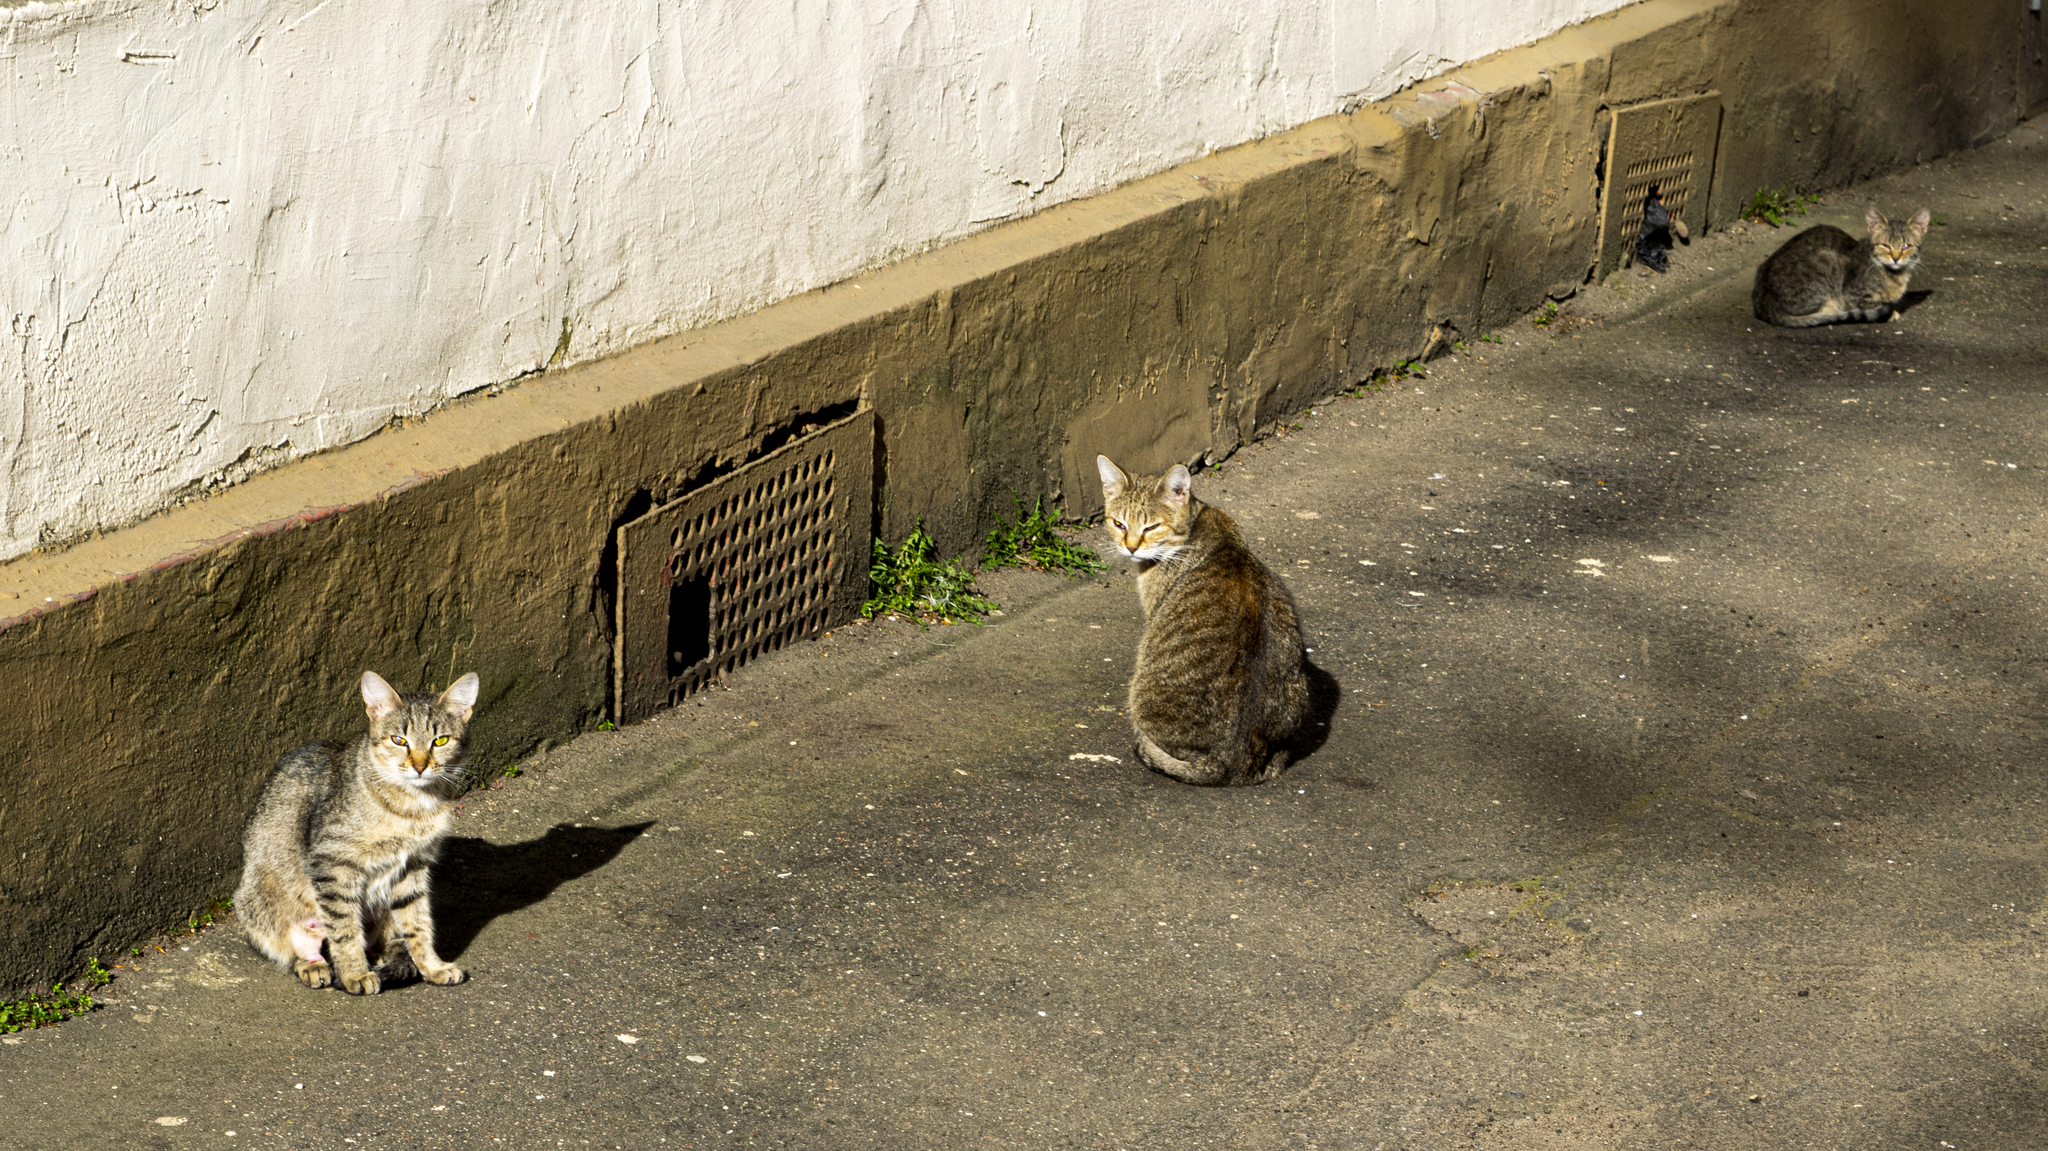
0,0 -> 2025,996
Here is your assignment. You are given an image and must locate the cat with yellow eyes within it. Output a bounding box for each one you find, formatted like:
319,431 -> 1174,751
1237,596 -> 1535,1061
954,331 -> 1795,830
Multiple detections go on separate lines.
1097,455 -> 1309,785
236,671 -> 480,994
1751,206 -> 1931,327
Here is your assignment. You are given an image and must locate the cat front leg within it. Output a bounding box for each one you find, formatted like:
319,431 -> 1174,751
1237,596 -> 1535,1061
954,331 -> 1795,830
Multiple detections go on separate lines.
365,909 -> 419,983
312,863 -> 381,995
388,866 -> 466,986
288,918 -> 331,988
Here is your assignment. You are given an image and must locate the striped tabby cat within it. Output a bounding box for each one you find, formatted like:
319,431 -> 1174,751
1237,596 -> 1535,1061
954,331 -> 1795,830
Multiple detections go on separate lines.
236,671 -> 480,994
1752,206 -> 1930,327
1098,455 -> 1309,786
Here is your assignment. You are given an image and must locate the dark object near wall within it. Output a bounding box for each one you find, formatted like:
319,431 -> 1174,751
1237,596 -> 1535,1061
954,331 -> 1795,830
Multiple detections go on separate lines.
1634,183 -> 1690,273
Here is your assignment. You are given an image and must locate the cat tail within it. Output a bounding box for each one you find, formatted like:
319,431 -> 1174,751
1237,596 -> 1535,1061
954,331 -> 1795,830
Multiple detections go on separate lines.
1134,729 -> 1220,785
1134,727 -> 1264,787
1758,306 -> 1842,329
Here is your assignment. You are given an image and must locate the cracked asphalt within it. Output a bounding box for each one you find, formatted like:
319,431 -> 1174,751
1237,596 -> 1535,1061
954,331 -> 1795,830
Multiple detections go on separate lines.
3,120 -> 2044,1150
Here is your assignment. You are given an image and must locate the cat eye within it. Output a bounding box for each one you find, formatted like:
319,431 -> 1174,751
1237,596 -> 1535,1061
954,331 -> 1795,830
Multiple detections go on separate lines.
1111,519 -> 1125,530
432,736 -> 449,747
389,735 -> 408,747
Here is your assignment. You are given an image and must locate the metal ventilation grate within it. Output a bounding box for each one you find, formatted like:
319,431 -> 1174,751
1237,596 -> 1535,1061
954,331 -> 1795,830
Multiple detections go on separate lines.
613,408 -> 873,724
1596,93 -> 1723,280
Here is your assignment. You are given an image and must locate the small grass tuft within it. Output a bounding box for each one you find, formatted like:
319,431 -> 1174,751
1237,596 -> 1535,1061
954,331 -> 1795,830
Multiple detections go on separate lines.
982,494 -> 1105,578
864,519 -> 999,627
1531,301 -> 1560,328
166,898 -> 233,940
1346,358 -> 1432,397
1742,184 -> 1822,227
0,958 -> 110,1033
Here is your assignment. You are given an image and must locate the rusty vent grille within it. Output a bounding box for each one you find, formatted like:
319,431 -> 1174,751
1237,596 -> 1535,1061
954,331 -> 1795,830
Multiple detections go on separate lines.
1597,93 -> 1722,280
613,409 -> 873,724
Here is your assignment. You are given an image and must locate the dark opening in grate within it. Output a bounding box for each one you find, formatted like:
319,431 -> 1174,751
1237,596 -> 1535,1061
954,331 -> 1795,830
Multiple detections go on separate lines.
1596,93 -> 1722,280
613,408 -> 874,724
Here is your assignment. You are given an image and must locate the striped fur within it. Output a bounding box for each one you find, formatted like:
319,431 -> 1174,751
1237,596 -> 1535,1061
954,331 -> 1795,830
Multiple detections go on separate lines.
1752,206 -> 1930,328
1099,455 -> 1309,786
235,671 -> 480,994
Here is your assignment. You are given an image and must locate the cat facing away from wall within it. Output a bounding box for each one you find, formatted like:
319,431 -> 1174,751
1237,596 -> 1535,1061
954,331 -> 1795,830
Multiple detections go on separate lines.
1752,206 -> 1931,328
236,671 -> 480,995
1097,455 -> 1309,786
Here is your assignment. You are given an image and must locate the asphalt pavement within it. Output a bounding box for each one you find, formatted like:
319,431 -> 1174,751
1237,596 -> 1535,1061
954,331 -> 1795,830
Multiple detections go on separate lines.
3,119 -> 2045,1151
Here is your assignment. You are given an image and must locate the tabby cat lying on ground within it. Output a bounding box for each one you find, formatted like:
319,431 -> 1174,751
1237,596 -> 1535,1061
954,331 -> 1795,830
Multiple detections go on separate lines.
1097,455 -> 1309,786
1752,206 -> 1931,327
236,671 -> 480,994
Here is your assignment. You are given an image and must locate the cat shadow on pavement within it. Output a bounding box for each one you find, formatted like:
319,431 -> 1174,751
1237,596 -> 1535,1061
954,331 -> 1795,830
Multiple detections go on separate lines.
1281,659 -> 1343,765
431,822 -> 654,960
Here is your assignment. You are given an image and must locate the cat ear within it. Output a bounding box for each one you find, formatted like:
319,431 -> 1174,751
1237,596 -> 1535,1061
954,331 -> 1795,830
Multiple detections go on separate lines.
1096,455 -> 1128,501
1162,464 -> 1193,510
360,671 -> 402,720
1863,206 -> 1887,236
1907,207 -> 1931,241
439,673 -> 481,722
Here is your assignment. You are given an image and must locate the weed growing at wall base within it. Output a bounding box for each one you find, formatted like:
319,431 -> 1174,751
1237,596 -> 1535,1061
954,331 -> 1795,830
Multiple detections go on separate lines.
1743,184 -> 1822,226
864,520 -> 999,626
982,494 -> 1105,577
0,959 -> 110,1032
172,898 -> 232,939
1344,357 -> 1432,398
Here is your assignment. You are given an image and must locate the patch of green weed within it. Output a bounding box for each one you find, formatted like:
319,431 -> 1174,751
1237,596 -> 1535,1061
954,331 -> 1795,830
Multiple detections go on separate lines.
982,494 -> 1104,578
865,519 -> 999,627
0,958 -> 110,1033
1531,301 -> 1560,327
1742,184 -> 1821,227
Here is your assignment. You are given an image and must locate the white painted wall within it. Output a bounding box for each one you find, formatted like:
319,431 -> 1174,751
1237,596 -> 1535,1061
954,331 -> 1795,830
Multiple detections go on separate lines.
1332,0 -> 1637,105
0,0 -> 1633,560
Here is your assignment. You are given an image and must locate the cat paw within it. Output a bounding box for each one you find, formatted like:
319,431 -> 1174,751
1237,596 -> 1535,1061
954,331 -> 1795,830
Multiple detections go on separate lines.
292,960 -> 332,989
340,970 -> 383,996
421,963 -> 467,986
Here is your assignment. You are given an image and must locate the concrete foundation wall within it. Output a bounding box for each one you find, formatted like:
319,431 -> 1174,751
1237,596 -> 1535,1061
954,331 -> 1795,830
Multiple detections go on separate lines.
0,0 -> 2029,995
